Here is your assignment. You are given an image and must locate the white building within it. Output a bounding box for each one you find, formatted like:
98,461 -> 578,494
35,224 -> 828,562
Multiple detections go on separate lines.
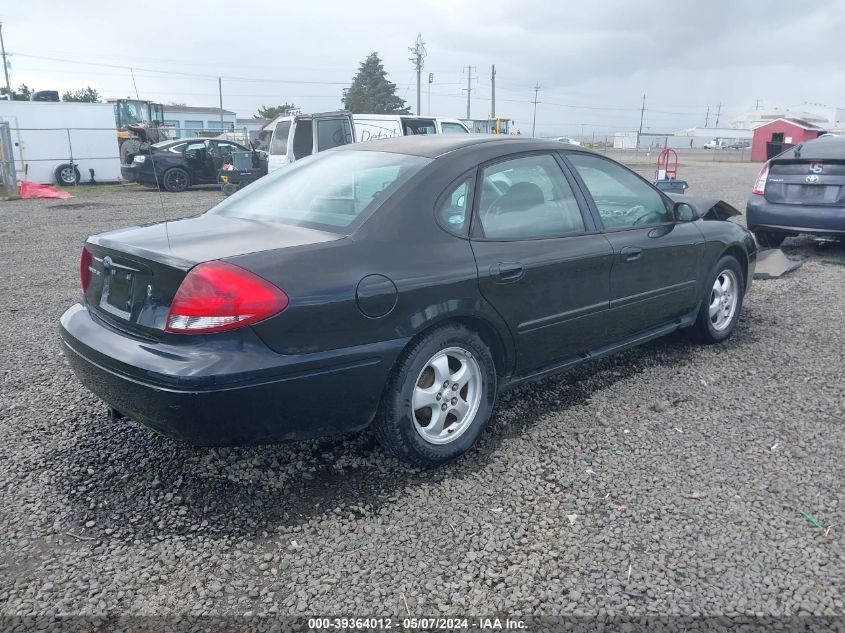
162,105 -> 237,139
731,103 -> 845,131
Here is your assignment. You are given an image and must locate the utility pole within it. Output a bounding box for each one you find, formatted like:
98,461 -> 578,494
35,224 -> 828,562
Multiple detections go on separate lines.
637,94 -> 646,148
754,99 -> 761,110
409,34 -> 426,116
428,72 -> 433,115
532,82 -> 540,136
464,66 -> 474,119
0,22 -> 11,97
491,64 -> 496,120
218,77 -> 224,133
715,102 -> 722,127
704,106 -> 710,128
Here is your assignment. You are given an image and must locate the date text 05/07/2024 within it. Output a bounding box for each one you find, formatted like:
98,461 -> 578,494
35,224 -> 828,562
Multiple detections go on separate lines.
307,617 -> 527,630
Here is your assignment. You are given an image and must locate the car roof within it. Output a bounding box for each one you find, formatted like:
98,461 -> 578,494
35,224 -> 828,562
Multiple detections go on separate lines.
337,134 -> 589,159
773,134 -> 845,161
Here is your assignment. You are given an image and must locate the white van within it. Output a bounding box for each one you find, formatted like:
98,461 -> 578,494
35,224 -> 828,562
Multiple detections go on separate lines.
352,115 -> 469,142
267,111 -> 355,173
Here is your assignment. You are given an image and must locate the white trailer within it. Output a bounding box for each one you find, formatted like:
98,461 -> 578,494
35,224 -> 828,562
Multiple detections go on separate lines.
0,101 -> 121,185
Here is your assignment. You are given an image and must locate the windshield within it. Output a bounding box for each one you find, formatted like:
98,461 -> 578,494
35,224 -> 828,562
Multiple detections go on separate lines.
117,100 -> 151,126
209,150 -> 431,232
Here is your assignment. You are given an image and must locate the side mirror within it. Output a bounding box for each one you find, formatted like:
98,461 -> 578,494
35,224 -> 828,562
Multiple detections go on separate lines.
673,202 -> 696,222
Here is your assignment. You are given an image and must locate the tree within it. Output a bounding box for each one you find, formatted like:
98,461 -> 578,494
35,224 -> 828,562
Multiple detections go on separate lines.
0,83 -> 33,101
342,52 -> 409,114
62,86 -> 101,103
255,103 -> 299,119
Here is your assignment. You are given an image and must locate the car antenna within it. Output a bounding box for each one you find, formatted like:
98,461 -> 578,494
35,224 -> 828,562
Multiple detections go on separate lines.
148,151 -> 172,251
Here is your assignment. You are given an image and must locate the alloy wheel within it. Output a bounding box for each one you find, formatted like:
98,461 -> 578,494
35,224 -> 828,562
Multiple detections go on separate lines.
412,346 -> 482,445
709,269 -> 739,331
59,166 -> 76,184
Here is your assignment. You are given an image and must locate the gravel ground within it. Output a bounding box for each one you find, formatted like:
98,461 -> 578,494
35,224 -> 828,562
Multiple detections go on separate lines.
0,162 -> 843,620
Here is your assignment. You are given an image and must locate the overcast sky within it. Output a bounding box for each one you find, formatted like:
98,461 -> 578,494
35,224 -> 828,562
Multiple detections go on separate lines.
3,0 -> 845,137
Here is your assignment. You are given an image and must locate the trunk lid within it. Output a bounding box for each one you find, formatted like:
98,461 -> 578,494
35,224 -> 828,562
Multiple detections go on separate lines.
84,214 -> 340,335
765,159 -> 845,206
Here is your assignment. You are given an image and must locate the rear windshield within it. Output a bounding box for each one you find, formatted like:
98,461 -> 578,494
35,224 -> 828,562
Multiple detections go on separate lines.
208,150 -> 431,232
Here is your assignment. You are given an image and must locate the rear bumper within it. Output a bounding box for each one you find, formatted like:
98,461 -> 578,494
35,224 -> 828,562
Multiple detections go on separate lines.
746,195 -> 845,236
59,303 -> 406,445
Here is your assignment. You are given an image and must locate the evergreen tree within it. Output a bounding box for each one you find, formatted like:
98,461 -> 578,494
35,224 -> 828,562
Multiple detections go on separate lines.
0,83 -> 32,101
255,103 -> 299,119
62,86 -> 100,102
342,52 -> 409,114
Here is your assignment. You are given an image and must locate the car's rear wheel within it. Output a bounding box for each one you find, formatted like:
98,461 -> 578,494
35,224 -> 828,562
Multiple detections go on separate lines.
753,230 -> 786,248
54,163 -> 80,186
162,168 -> 190,193
375,324 -> 497,467
691,255 -> 744,344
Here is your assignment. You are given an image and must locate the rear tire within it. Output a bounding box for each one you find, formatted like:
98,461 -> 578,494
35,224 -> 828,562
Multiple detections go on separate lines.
54,163 -> 80,186
691,255 -> 744,344
374,324 -> 497,467
753,230 -> 786,248
162,168 -> 190,193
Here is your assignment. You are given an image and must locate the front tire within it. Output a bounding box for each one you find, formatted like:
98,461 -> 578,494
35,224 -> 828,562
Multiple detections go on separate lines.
753,230 -> 786,248
375,325 -> 497,467
691,255 -> 744,344
162,168 -> 190,193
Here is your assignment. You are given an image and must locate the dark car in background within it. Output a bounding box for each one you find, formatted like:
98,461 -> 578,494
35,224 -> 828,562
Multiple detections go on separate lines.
747,135 -> 845,247
62,136 -> 756,466
121,138 -> 253,192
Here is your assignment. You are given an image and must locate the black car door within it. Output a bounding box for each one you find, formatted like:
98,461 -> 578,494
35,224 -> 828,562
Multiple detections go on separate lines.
183,140 -> 216,183
469,152 -> 615,373
564,152 -> 704,340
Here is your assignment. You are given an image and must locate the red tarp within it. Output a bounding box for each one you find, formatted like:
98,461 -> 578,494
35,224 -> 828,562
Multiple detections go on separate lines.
19,180 -> 73,200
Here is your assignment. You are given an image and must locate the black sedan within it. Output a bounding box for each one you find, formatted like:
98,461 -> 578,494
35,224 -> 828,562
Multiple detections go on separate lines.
61,136 -> 757,466
121,138 -> 252,192
747,135 -> 845,247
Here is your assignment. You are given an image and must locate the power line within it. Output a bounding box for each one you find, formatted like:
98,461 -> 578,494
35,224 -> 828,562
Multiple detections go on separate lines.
11,52 -> 351,85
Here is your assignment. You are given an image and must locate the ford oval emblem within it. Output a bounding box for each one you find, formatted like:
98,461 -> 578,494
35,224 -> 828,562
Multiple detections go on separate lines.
102,255 -> 112,269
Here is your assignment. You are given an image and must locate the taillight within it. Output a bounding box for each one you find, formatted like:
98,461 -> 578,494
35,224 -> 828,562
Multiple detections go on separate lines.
80,246 -> 92,293
752,163 -> 769,195
165,261 -> 288,334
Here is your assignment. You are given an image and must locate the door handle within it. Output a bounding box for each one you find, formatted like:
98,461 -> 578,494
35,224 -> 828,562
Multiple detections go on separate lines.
620,246 -> 643,262
492,262 -> 524,283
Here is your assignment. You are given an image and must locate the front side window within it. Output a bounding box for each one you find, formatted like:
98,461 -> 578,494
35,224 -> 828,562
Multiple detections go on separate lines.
270,121 -> 291,156
403,119 -> 437,135
478,154 -> 585,239
567,153 -> 670,229
209,150 -> 430,231
441,122 -> 468,134
436,177 -> 472,235
316,118 -> 353,151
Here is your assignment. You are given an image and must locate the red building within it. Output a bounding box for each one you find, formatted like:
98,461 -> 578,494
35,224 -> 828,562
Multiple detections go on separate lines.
751,118 -> 823,161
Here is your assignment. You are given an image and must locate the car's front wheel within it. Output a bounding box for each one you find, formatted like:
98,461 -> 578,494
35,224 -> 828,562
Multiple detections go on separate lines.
692,255 -> 744,344
375,325 -> 497,467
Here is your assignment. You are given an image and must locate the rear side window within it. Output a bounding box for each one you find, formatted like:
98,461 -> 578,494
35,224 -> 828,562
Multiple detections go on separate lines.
316,118 -> 353,151
270,121 -> 291,156
436,177 -> 472,236
478,154 -> 585,239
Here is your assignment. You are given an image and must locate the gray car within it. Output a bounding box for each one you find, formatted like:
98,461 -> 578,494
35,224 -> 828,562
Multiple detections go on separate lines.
746,135 -> 845,247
